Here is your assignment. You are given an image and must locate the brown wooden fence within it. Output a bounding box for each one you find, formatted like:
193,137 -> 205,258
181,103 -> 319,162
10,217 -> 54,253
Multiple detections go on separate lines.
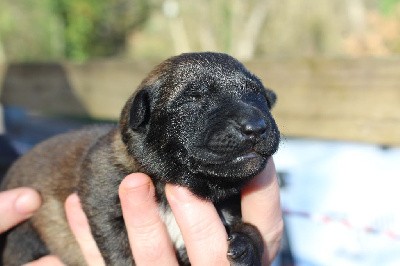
1,58 -> 399,146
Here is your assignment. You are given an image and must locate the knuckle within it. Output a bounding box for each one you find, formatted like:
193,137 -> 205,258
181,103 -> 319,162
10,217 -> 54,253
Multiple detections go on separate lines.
263,218 -> 284,263
189,218 -> 221,241
131,217 -> 164,237
267,218 -> 284,243
132,232 -> 167,261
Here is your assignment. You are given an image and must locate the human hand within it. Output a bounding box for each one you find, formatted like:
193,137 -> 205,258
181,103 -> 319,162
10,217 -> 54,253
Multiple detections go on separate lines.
59,174 -> 230,266
0,188 -> 41,233
121,174 -> 230,265
0,188 -> 63,265
120,158 -> 283,265
22,158 -> 282,265
165,158 -> 283,265
241,158 -> 283,263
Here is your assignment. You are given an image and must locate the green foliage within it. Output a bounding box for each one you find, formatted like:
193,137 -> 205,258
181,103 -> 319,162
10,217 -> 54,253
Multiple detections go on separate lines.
0,0 -> 64,62
53,0 -> 150,61
1,0 -> 400,62
0,0 -> 150,62
379,0 -> 400,15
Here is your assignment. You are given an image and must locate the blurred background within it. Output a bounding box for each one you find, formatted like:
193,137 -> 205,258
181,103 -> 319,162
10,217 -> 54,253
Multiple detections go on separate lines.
0,0 -> 400,265
1,0 -> 400,62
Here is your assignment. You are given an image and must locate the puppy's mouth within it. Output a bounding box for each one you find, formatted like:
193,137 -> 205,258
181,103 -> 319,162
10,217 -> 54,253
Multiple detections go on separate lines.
232,151 -> 259,163
183,125 -> 278,178
189,148 -> 263,166
184,147 -> 267,183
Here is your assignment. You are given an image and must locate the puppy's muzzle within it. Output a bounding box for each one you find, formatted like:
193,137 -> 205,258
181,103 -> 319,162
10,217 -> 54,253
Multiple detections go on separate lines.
206,104 -> 269,155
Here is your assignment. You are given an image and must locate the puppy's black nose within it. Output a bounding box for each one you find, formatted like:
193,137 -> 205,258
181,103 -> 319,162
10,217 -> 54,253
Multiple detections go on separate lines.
240,118 -> 267,138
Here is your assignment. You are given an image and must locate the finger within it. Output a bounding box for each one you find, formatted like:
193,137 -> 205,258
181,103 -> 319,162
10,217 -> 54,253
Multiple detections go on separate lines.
241,158 -> 284,264
0,187 -> 41,233
65,194 -> 105,266
22,255 -> 64,266
119,173 -> 178,266
166,184 -> 230,266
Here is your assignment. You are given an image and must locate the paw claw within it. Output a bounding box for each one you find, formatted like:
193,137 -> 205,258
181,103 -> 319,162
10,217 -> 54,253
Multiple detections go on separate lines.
227,233 -> 247,260
227,227 -> 263,266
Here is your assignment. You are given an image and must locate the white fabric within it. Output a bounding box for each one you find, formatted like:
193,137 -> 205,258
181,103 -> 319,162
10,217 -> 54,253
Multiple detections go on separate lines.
275,139 -> 400,266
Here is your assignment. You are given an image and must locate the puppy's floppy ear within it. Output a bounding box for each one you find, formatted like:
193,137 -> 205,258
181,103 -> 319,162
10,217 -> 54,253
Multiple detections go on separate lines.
129,89 -> 151,130
265,88 -> 277,109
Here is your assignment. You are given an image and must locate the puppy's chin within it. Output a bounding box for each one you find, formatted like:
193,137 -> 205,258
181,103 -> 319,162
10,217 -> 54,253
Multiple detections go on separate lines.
189,150 -> 268,181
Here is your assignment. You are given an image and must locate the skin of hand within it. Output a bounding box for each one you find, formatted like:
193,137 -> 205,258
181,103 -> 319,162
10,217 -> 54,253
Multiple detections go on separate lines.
3,158 -> 282,266
241,158 -> 283,263
85,158 -> 282,266
0,188 -> 42,233
0,188 -> 63,266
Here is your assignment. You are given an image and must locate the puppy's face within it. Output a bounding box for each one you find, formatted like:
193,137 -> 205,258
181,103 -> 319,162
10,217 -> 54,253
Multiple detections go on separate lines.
121,53 -> 280,196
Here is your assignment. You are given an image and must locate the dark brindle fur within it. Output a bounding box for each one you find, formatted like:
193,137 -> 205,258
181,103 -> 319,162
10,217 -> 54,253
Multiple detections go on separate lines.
1,52 -> 280,266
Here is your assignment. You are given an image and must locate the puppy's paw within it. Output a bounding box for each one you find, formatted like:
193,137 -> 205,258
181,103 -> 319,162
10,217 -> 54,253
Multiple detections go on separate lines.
227,223 -> 264,266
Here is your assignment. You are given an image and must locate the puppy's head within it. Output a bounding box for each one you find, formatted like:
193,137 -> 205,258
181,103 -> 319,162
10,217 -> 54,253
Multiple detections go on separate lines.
120,52 -> 280,200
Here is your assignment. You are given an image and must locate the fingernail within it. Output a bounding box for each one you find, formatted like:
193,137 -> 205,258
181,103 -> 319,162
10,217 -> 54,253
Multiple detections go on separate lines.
121,174 -> 151,205
15,191 -> 41,215
67,193 -> 80,204
65,193 -> 80,209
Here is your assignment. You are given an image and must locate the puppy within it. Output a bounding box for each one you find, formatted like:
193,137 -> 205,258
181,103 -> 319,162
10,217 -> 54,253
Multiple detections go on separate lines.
1,52 -> 280,266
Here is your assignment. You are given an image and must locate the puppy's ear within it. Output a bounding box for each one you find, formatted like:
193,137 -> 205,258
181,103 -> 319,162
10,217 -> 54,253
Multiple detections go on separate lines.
265,88 -> 277,109
129,89 -> 151,130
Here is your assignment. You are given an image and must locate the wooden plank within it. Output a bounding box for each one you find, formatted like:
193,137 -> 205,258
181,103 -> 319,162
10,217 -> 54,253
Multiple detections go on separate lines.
246,58 -> 400,146
64,61 -> 154,119
1,58 -> 399,146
